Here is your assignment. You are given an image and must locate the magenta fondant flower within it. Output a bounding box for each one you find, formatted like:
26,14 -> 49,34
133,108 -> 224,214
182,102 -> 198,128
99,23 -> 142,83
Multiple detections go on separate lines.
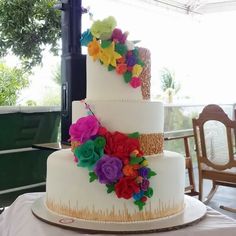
69,115 -> 99,143
94,155 -> 123,184
111,28 -> 127,44
130,77 -> 141,88
140,179 -> 150,191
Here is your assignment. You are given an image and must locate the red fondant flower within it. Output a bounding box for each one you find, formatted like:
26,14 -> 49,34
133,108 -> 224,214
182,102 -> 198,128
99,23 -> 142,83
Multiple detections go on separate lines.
116,63 -> 127,74
115,177 -> 140,199
98,126 -> 108,136
104,131 -> 141,163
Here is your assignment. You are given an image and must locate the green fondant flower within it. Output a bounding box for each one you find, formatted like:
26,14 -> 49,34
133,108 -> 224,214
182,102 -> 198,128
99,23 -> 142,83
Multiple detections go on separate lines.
115,43 -> 128,56
90,16 -> 117,40
94,136 -> 106,156
74,140 -> 100,170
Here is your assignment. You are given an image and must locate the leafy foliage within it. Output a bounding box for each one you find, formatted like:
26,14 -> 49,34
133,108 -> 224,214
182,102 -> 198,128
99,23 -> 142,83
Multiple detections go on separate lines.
0,0 -> 61,69
0,63 -> 29,105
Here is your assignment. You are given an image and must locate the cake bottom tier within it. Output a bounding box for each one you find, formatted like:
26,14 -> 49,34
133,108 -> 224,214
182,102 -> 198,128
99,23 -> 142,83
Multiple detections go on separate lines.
46,149 -> 185,222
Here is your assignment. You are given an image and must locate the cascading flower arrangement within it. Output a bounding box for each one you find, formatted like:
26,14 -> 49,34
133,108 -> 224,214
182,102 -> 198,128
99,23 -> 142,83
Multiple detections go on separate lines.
69,102 -> 157,210
80,16 -> 145,89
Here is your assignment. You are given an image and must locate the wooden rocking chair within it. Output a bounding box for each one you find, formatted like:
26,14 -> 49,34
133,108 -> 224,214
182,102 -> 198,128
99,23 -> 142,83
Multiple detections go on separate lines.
192,104 -> 236,213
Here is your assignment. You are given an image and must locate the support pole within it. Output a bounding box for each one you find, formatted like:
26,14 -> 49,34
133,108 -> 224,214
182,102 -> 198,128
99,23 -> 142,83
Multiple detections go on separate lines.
59,0 -> 86,144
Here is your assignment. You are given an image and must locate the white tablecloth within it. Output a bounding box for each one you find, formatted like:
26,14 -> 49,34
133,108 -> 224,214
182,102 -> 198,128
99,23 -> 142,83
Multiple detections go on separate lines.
1,193 -> 236,236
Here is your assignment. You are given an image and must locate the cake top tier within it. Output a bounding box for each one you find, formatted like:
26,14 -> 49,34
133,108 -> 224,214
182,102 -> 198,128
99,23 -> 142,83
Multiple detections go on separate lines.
81,16 -> 151,100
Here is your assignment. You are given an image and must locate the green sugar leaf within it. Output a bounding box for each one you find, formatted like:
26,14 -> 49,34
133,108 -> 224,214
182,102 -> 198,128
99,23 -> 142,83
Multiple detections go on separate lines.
137,58 -> 145,67
128,132 -> 140,138
101,40 -> 112,48
133,47 -> 139,56
147,170 -> 157,179
123,71 -> 132,83
134,200 -> 145,211
89,172 -> 98,182
144,187 -> 153,198
106,184 -> 115,193
130,156 -> 144,165
108,64 -> 115,71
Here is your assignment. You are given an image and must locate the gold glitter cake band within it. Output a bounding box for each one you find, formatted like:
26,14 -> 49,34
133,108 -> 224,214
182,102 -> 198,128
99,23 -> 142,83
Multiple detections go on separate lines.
138,133 -> 163,156
138,47 -> 151,100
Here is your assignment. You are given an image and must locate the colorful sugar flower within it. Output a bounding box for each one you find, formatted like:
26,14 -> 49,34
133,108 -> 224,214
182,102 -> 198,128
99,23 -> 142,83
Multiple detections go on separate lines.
88,38 -> 101,61
94,155 -> 123,184
90,16 -> 117,39
111,28 -> 128,44
69,115 -> 99,143
81,16 -> 144,89
104,131 -> 141,163
80,29 -> 93,46
69,103 -> 157,210
115,177 -> 140,199
74,140 -> 101,170
130,77 -> 142,88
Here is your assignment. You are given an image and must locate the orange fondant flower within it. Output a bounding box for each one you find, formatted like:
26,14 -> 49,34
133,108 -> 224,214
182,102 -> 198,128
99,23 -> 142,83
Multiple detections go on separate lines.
116,63 -> 127,74
123,164 -> 139,177
117,56 -> 126,64
88,38 -> 101,61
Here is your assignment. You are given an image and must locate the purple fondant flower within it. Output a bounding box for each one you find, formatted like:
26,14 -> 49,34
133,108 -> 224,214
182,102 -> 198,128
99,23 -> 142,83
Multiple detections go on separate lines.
69,115 -> 99,143
94,155 -> 123,184
126,54 -> 137,67
140,179 -> 150,191
139,167 -> 149,178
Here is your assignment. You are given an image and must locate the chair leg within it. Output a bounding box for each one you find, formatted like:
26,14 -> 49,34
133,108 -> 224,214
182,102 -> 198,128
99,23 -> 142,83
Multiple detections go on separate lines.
219,206 -> 236,213
203,181 -> 218,204
198,175 -> 203,201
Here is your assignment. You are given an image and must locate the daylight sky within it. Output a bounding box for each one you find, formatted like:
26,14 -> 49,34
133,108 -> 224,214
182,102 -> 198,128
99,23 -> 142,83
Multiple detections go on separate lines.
6,0 -> 236,105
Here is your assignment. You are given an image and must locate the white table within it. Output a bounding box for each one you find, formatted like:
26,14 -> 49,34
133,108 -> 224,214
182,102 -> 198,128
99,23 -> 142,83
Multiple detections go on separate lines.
1,193 -> 236,236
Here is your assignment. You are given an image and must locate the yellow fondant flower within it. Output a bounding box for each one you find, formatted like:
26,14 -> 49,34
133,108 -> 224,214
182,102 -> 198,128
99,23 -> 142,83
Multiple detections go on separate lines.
88,38 -> 101,61
141,159 -> 148,167
99,48 -> 111,66
132,64 -> 143,77
99,41 -> 121,67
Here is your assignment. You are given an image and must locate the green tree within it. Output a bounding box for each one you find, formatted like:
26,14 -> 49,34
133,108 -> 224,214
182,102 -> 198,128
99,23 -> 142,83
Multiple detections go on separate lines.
0,0 -> 61,69
0,63 -> 29,105
52,63 -> 61,85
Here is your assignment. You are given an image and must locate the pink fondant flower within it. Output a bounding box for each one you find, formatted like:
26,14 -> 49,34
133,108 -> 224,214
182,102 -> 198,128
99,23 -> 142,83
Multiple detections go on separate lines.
69,115 -> 99,143
130,77 -> 141,88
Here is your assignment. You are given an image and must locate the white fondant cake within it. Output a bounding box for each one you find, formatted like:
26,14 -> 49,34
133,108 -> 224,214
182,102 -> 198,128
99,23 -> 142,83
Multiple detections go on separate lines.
45,16 -> 185,223
46,150 -> 185,222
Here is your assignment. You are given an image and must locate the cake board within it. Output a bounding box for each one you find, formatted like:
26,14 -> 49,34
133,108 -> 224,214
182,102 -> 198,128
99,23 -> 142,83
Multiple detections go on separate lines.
31,195 -> 207,234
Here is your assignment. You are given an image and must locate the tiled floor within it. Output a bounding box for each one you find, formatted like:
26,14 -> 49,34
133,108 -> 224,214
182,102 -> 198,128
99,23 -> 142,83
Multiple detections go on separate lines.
200,180 -> 236,220
192,167 -> 236,220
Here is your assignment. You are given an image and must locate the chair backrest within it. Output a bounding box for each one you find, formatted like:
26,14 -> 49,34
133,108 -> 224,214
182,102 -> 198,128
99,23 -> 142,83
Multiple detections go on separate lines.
192,104 -> 236,171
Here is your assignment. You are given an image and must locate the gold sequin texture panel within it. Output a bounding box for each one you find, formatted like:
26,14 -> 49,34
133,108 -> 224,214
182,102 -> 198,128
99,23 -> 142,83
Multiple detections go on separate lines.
138,48 -> 151,100
139,133 -> 163,155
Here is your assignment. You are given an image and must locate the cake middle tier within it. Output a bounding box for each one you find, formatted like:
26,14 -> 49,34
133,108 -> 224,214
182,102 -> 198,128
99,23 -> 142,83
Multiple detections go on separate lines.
72,100 -> 163,133
72,100 -> 164,155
